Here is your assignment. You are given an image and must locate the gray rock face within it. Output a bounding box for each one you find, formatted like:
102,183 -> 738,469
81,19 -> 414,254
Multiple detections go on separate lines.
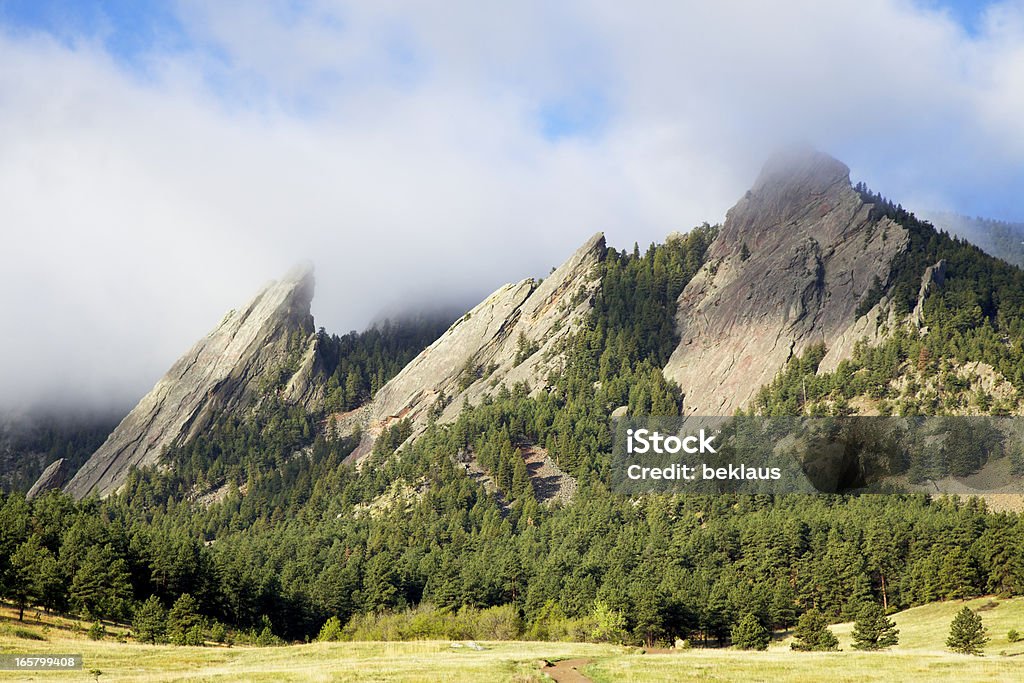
64,265 -> 323,499
341,233 -> 606,462
26,457 -> 70,499
663,148 -> 908,415
912,260 -> 946,328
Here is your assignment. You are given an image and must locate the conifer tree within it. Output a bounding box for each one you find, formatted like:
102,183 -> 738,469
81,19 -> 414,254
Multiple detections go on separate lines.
947,606 -> 988,655
317,616 -> 343,642
167,593 -> 202,646
851,603 -> 899,650
6,535 -> 44,620
133,595 -> 168,644
791,609 -> 839,651
731,613 -> 770,650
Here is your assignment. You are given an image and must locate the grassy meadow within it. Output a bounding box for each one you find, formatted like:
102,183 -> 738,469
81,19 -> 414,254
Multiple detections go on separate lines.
1,596 -> 1023,682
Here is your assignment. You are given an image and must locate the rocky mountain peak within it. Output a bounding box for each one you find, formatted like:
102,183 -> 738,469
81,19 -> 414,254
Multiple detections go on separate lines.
712,147 -> 856,259
63,264 -> 323,499
338,232 -> 606,462
663,148 -> 909,415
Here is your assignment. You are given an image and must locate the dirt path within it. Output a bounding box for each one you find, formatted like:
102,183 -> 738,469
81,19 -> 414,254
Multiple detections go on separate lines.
543,658 -> 593,682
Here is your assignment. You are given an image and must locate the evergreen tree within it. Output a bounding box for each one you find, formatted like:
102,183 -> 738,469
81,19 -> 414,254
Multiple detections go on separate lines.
851,603 -> 899,650
133,596 -> 168,644
37,551 -> 67,614
769,577 -> 797,630
167,593 -> 202,646
731,613 -> 770,650
946,606 -> 988,655
71,546 -> 132,621
791,609 -> 839,651
5,535 -> 44,620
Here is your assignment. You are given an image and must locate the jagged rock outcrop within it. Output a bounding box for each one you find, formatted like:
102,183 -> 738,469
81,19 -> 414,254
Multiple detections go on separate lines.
340,233 -> 606,462
912,260 -> 946,328
64,264 -> 325,499
26,457 -> 70,500
817,296 -> 896,374
663,148 -> 909,415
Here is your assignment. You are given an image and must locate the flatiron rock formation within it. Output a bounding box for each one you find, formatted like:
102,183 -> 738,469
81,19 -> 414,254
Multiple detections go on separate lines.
341,233 -> 606,462
65,265 -> 324,498
26,457 -> 71,499
663,148 -> 908,415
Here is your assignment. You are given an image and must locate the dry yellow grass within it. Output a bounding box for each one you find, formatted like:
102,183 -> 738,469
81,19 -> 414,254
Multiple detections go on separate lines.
1,596 -> 1022,682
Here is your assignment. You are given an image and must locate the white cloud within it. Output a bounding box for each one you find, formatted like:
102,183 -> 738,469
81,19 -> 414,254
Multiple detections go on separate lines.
1,1 -> 1023,410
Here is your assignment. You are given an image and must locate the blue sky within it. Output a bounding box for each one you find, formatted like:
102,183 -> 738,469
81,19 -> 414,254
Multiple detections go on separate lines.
1,1 -> 1023,408
0,1 -> 188,62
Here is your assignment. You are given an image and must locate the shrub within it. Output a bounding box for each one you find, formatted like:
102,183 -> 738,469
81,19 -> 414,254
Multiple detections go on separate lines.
317,616 -> 344,642
88,621 -> 106,641
184,624 -> 205,646
210,622 -> 228,644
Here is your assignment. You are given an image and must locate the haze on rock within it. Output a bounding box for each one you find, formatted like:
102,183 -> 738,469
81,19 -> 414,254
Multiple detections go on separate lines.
63,265 -> 324,499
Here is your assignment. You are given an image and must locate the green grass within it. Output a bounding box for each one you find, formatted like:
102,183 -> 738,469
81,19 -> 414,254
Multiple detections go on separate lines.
2,597 -> 1023,682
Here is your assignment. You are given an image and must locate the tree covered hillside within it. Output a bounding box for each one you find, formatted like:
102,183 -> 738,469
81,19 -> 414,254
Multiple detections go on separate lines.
4,206 -> 1024,648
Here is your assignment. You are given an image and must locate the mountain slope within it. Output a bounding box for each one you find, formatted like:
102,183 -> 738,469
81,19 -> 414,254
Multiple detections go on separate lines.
663,148 -> 909,415
63,265 -> 324,499
338,232 -> 606,461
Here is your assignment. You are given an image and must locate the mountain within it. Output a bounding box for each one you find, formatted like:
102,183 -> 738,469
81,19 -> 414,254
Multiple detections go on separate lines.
6,147 -> 1024,651
62,264 -> 325,499
44,147 -> 1024,503
663,148 -> 909,415
337,232 -> 606,462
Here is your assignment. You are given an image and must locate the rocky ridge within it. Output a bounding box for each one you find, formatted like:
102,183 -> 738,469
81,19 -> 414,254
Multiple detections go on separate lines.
64,265 -> 325,499
338,233 -> 606,462
26,458 -> 70,499
663,148 -> 909,415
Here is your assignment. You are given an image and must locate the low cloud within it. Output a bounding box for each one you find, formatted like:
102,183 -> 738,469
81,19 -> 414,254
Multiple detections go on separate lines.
1,1 -> 1023,411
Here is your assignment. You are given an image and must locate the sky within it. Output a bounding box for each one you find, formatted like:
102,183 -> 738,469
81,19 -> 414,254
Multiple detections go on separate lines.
1,0 -> 1023,412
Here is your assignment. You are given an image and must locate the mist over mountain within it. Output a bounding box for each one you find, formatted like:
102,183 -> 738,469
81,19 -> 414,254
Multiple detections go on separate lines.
4,1 -> 1024,416
5,145 -> 1024,664
920,210 -> 1024,268
35,145 -> 1024,502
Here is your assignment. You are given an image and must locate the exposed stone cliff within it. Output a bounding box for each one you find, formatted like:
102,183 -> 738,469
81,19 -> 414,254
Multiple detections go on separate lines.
64,265 -> 324,499
26,457 -> 70,499
663,148 -> 909,415
340,232 -> 606,462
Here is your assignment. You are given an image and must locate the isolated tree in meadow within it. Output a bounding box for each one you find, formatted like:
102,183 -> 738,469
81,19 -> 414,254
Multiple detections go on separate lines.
851,603 -> 899,650
947,606 -> 988,655
133,596 -> 168,644
731,613 -> 770,650
791,609 -> 839,651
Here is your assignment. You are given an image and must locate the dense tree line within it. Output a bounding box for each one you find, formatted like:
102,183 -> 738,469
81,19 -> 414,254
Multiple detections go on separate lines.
0,412 -> 117,493
319,315 -> 454,413
3,483 -> 1023,646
